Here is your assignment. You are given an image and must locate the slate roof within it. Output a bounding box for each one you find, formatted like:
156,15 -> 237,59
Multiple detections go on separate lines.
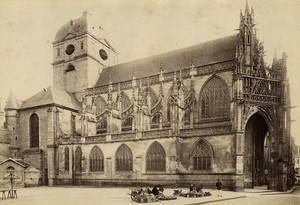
95,34 -> 239,87
19,86 -> 81,111
4,90 -> 19,110
53,12 -> 116,52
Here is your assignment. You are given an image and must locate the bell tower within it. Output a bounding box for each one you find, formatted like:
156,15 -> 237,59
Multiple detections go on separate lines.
52,11 -> 118,102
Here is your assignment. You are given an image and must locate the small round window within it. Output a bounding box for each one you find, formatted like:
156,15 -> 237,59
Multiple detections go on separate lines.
99,49 -> 108,60
65,44 -> 75,55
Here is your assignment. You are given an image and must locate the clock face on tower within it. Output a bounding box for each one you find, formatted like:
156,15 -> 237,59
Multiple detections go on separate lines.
99,49 -> 108,60
65,44 -> 75,55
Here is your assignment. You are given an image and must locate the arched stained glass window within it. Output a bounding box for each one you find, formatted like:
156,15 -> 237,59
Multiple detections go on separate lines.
89,146 -> 104,172
115,144 -> 133,172
30,113 -> 39,148
64,146 -> 69,172
151,114 -> 160,129
191,140 -> 212,170
96,97 -> 107,116
75,146 -> 82,172
200,76 -> 229,119
146,141 -> 166,172
122,117 -> 133,132
121,93 -> 131,111
184,110 -> 191,125
96,119 -> 107,134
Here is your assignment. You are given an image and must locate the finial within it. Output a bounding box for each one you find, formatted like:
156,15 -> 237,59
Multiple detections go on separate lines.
139,78 -> 142,89
118,82 -> 121,93
147,76 -> 150,88
274,48 -> 277,60
132,68 -> 136,87
173,72 -> 177,82
179,70 -> 182,82
109,72 -> 112,84
159,67 -> 164,82
245,0 -> 249,13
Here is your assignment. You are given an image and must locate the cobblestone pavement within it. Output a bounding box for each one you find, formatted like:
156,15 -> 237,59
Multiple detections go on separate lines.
0,186 -> 299,205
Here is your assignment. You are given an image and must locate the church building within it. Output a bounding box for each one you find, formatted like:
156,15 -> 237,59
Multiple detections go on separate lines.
0,3 -> 293,191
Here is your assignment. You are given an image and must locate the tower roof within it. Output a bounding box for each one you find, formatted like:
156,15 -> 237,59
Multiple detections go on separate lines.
4,90 -> 19,110
95,34 -> 239,87
19,86 -> 81,111
54,11 -> 108,44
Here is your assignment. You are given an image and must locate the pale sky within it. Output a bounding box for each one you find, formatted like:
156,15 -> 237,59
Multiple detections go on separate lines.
0,0 -> 299,144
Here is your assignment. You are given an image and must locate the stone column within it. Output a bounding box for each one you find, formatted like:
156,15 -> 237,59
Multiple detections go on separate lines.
235,131 -> 244,191
47,108 -> 56,186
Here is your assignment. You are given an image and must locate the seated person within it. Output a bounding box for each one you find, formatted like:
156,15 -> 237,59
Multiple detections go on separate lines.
190,184 -> 195,192
152,184 -> 163,196
145,187 -> 152,194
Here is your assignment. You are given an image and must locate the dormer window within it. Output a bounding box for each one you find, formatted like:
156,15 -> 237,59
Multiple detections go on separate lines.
57,48 -> 60,57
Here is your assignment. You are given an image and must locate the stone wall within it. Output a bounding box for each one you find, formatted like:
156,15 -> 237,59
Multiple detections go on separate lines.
55,132 -> 236,189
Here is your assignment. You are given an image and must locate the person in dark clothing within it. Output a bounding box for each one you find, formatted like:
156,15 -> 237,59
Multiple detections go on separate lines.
195,184 -> 203,193
152,184 -> 163,196
215,179 -> 222,197
189,184 -> 195,192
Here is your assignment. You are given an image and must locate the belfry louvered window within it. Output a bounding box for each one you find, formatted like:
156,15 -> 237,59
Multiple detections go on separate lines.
75,146 -> 82,172
146,142 -> 166,172
191,140 -> 212,170
116,144 -> 133,172
89,146 -> 104,172
64,146 -> 69,172
29,113 -> 39,148
200,76 -> 229,119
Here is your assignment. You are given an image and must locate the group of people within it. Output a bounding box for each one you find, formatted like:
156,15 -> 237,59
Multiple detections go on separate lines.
189,179 -> 222,197
137,184 -> 164,197
137,179 -> 222,198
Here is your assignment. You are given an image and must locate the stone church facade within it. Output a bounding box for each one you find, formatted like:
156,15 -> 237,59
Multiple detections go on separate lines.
0,4 -> 293,191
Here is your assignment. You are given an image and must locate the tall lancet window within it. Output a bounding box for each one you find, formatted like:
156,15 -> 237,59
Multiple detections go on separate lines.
89,146 -> 104,172
200,76 -> 229,119
29,113 -> 39,148
115,144 -> 133,172
64,146 -> 69,172
75,146 -> 82,172
191,139 -> 212,170
146,141 -> 166,172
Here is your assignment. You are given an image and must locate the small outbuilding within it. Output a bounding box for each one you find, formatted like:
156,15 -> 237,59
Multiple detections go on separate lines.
0,158 -> 40,188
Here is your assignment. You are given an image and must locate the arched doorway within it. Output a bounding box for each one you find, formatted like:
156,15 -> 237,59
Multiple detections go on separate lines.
244,113 -> 269,188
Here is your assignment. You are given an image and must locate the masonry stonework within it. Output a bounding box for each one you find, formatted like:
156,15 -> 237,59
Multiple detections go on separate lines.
0,4 -> 293,191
